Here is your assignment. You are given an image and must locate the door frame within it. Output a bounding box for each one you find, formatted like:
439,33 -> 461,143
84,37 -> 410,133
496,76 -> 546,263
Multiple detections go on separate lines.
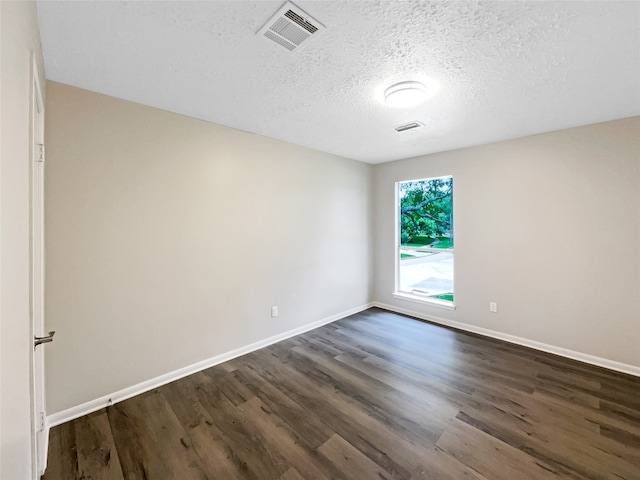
30,53 -> 48,478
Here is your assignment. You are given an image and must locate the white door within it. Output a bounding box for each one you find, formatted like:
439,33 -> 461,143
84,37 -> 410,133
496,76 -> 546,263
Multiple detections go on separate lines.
31,57 -> 52,478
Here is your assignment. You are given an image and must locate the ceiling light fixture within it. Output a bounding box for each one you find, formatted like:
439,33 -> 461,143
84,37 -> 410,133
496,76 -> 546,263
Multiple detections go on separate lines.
384,80 -> 437,108
384,81 -> 426,108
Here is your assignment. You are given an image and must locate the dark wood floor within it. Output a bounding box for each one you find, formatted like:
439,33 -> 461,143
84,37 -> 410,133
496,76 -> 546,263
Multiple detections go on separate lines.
43,308 -> 640,480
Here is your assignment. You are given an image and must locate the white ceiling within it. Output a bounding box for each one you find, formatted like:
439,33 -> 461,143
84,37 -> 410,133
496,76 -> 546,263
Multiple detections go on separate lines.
36,1 -> 640,164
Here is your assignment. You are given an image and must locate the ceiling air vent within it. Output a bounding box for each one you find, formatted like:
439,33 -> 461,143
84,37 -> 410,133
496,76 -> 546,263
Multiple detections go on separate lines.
257,1 -> 325,51
394,121 -> 424,133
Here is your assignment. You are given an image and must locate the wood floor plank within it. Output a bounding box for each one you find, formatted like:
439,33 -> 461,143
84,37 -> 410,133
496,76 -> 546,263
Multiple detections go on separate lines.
42,421 -> 78,480
234,362 -> 443,478
472,382 -> 640,467
329,325 -> 479,395
317,434 -> 393,480
192,371 -> 289,479
75,410 -> 125,480
278,467 -> 306,480
238,397 -> 337,480
160,374 -> 247,480
43,308 -> 640,480
436,418 -> 564,480
279,343 -> 446,443
201,367 -> 256,406
230,365 -> 334,449
107,391 -> 208,480
407,446 -> 488,480
456,408 -> 638,479
242,349 -> 418,478
333,350 -> 461,417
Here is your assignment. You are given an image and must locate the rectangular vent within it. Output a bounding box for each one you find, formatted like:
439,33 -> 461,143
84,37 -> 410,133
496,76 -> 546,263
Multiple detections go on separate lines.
264,30 -> 296,51
394,121 -> 424,133
258,1 -> 325,52
284,10 -> 318,34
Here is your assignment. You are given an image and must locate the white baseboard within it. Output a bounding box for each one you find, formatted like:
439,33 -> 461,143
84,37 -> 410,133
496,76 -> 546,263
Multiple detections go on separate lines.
372,302 -> 640,378
47,300 -> 639,428
47,303 -> 373,427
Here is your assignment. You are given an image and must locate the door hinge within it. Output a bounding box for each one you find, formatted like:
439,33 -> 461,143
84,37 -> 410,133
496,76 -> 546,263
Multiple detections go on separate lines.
37,144 -> 44,163
39,411 -> 46,431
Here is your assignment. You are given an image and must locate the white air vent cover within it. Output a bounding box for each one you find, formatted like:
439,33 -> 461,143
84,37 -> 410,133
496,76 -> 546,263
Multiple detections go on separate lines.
394,121 -> 424,133
257,1 -> 325,51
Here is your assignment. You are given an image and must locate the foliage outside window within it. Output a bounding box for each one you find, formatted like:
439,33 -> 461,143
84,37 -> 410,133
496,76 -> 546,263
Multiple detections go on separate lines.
397,176 -> 454,304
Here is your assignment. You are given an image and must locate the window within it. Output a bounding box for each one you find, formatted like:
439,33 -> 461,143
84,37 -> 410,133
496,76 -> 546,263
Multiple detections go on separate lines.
395,176 -> 454,307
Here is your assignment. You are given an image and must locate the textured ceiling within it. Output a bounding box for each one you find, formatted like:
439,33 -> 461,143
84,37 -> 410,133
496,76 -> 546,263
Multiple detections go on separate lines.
36,1 -> 640,164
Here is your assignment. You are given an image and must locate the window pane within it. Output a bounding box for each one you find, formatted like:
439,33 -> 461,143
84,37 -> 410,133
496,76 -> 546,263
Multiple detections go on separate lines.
398,176 -> 453,302
399,249 -> 453,300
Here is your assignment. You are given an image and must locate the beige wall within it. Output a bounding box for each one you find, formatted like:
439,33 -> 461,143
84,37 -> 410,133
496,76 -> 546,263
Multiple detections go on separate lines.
44,81 -> 373,414
373,117 -> 640,368
0,1 -> 46,478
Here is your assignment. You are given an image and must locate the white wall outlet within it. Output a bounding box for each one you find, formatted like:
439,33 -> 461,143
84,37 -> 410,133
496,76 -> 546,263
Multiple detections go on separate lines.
271,306 -> 278,317
489,302 -> 498,313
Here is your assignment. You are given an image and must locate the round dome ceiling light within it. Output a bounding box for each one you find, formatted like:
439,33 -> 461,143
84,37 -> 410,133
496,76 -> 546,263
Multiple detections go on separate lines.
384,80 -> 434,108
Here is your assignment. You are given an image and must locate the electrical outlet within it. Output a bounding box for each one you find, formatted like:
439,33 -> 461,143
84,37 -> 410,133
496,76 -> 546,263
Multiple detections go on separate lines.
271,306 -> 278,317
489,302 -> 498,313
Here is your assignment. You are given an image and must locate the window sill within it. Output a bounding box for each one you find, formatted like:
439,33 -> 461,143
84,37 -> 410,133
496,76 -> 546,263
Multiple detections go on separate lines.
392,292 -> 456,311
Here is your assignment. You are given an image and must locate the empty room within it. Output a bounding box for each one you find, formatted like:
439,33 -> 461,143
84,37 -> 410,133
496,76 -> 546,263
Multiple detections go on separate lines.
1,1 -> 639,479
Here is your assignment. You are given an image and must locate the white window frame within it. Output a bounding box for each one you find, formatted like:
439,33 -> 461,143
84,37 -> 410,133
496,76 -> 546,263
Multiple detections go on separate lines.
393,176 -> 455,310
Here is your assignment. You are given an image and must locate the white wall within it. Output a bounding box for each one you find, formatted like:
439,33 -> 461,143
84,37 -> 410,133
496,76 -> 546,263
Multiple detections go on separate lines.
373,117 -> 640,369
44,81 -> 373,415
0,1 -> 46,478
